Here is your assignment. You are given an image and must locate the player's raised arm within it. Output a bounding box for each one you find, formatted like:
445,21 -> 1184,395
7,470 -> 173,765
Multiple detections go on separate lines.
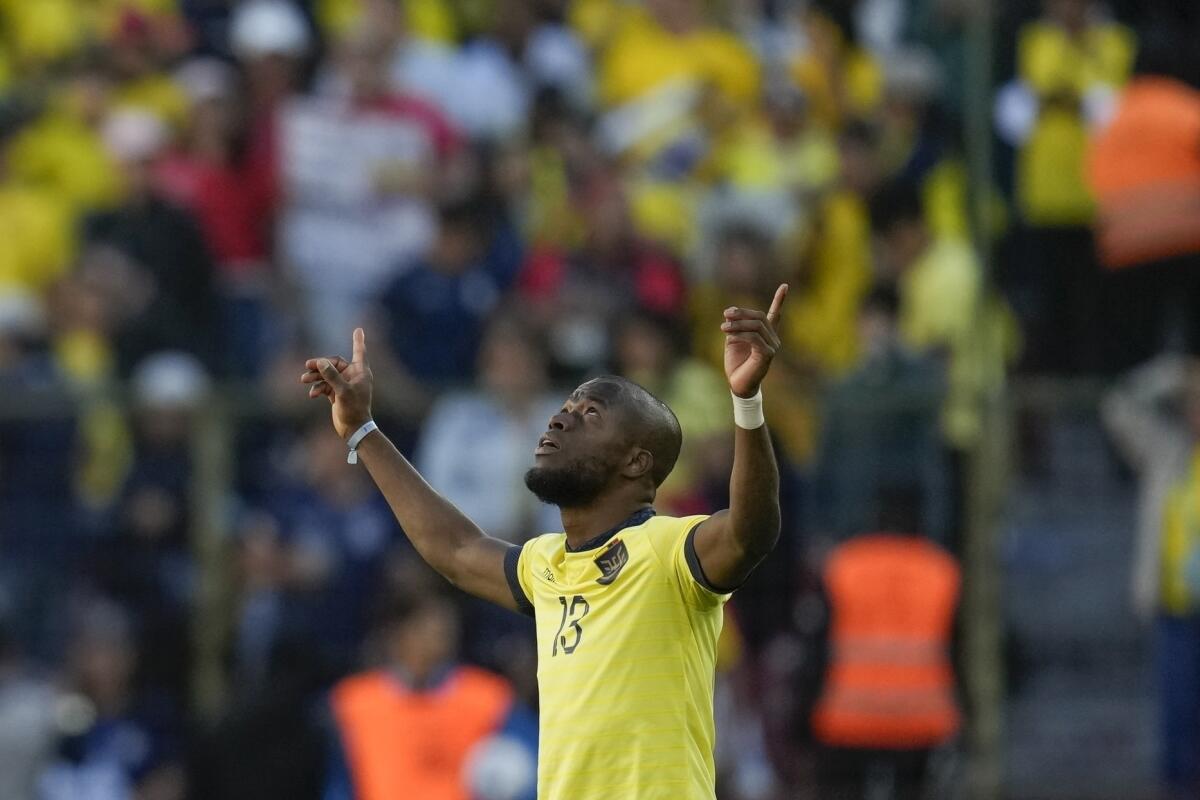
300,328 -> 520,611
691,284 -> 788,590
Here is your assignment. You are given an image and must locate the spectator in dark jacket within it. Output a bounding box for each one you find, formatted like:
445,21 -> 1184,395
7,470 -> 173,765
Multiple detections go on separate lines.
812,285 -> 948,545
377,201 -> 514,387
85,110 -> 218,375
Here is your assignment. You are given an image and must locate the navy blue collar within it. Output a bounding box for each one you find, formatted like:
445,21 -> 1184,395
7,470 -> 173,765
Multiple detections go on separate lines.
564,507 -> 656,553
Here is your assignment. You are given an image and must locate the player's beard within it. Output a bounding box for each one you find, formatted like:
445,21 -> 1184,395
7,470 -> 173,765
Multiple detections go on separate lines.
524,455 -> 613,508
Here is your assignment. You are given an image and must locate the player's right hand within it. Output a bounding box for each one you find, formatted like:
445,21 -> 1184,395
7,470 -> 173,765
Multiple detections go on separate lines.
300,327 -> 373,440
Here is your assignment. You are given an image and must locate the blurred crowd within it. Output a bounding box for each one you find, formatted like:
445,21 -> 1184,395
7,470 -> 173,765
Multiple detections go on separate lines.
0,0 -> 1196,798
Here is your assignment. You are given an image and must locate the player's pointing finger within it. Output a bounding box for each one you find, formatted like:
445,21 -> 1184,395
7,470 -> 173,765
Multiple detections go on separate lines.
766,284 -> 789,326
352,327 -> 368,367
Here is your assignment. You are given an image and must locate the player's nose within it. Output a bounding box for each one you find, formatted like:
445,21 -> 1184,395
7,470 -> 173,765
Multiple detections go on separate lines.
548,412 -> 570,431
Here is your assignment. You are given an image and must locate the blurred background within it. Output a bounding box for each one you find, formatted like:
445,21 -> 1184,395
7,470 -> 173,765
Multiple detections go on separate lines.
0,0 -> 1198,798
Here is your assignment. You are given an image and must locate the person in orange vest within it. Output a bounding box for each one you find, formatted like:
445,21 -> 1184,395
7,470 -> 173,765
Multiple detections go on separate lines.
811,487 -> 962,800
323,591 -> 537,800
1085,6 -> 1200,374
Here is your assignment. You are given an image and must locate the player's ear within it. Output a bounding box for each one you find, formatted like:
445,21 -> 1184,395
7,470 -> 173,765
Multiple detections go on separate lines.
622,448 -> 654,481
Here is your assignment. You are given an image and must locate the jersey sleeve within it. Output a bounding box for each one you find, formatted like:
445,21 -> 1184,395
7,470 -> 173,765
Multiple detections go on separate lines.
504,542 -> 536,617
656,515 -> 733,610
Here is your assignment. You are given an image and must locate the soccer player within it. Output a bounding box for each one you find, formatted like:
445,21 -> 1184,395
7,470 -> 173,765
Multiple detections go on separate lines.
300,284 -> 789,800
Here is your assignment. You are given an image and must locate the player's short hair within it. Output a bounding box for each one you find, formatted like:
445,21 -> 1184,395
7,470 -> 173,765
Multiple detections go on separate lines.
579,375 -> 682,487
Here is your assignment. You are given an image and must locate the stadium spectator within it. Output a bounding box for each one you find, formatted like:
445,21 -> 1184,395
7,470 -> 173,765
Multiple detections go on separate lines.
4,58 -> 122,216
1086,6 -> 1200,373
812,286 -> 948,544
84,110 -> 218,374
89,353 -> 209,709
45,260 -> 132,519
998,0 -> 1134,372
1102,356 -> 1200,797
878,48 -> 945,184
0,611 -> 59,800
869,179 -> 1018,552
519,179 -> 687,379
38,601 -> 184,800
512,88 -> 603,250
189,514 -> 331,800
376,200 -> 511,387
228,511 -> 290,695
810,488 -> 962,800
688,77 -> 837,261
325,591 -> 537,800
280,21 -> 461,353
789,7 -> 883,130
0,116 -> 75,298
591,0 -> 760,114
397,0 -> 534,142
785,120 -> 879,375
54,245 -> 163,397
415,317 -> 561,544
264,419 -> 403,658
0,293 -> 79,657
106,8 -> 189,131
155,58 -> 275,376
229,0 -> 314,250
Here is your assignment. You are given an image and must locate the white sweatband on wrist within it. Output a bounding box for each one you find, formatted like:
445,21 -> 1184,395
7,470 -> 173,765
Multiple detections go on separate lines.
732,390 -> 765,429
346,420 -> 378,464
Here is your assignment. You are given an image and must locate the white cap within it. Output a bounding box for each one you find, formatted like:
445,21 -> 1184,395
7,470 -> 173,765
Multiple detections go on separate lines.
102,109 -> 168,162
175,57 -> 237,104
132,351 -> 211,410
230,0 -> 312,60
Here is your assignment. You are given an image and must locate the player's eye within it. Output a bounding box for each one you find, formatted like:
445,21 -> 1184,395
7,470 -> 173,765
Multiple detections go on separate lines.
586,407 -> 599,416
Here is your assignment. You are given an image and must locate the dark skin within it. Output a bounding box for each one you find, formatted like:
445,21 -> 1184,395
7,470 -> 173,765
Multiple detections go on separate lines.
533,381 -> 660,547
300,284 -> 788,607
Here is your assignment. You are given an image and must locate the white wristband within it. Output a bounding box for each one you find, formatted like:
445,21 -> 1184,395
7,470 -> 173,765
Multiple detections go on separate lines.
731,390 -> 765,429
346,420 -> 378,464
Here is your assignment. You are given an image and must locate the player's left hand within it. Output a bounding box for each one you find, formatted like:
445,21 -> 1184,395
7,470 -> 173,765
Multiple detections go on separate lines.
722,283 -> 788,399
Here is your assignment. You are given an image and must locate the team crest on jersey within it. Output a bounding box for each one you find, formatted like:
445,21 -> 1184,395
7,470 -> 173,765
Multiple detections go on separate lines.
594,539 -> 629,585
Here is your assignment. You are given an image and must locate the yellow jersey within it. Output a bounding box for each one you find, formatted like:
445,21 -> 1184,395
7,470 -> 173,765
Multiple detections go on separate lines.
505,510 -> 729,800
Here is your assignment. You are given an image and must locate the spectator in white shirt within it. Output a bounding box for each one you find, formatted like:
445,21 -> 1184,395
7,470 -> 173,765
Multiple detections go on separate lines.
415,316 -> 562,544
279,22 -> 461,353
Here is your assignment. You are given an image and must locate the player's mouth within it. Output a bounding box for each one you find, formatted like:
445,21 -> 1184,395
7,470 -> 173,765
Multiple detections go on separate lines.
535,435 -> 560,456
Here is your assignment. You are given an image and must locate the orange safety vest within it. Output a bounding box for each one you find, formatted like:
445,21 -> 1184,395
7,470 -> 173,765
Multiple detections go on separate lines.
331,666 -> 514,800
811,534 -> 962,750
1087,78 -> 1200,269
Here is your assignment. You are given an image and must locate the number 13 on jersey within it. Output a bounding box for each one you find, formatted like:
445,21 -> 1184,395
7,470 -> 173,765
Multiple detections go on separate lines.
552,595 -> 590,656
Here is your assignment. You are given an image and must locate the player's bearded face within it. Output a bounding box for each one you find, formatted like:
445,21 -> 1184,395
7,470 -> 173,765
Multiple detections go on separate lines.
524,454 -> 615,508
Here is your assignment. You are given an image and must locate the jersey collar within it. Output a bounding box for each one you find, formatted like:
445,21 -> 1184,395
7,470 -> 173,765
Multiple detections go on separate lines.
564,507 -> 656,553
